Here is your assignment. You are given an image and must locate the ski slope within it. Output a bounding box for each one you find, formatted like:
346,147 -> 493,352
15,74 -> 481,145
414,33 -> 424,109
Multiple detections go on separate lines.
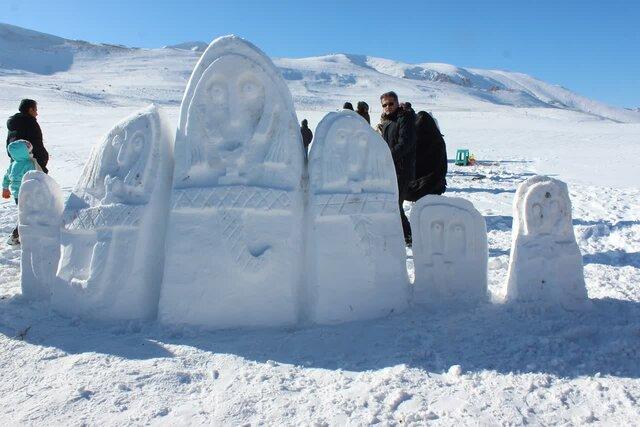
0,24 -> 639,425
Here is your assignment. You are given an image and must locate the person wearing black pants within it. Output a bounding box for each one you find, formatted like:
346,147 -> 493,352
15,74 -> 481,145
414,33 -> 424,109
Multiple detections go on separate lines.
378,91 -> 416,246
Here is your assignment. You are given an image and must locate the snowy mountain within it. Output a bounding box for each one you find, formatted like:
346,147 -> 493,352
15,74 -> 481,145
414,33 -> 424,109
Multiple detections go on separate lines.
1,23 -> 639,123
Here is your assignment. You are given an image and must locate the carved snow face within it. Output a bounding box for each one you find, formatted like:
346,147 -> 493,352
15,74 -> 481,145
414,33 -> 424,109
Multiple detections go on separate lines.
323,116 -> 370,184
420,205 -> 475,261
102,113 -> 152,181
189,55 -> 268,158
19,173 -> 63,227
315,114 -> 395,193
77,110 -> 157,204
523,181 -> 571,237
111,129 -> 145,171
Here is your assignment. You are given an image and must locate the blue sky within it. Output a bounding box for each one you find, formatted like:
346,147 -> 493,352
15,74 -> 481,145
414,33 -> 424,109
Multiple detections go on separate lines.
2,0 -> 638,107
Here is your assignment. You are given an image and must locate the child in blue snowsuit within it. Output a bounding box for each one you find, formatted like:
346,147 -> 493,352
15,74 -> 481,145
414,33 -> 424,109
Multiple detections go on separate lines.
2,139 -> 42,245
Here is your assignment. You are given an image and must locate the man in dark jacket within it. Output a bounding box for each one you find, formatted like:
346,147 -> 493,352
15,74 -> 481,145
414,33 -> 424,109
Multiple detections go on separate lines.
407,111 -> 448,201
300,119 -> 313,157
6,99 -> 48,173
379,91 -> 416,246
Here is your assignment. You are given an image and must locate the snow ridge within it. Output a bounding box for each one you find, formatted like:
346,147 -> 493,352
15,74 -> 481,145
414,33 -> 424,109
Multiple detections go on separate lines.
1,23 -> 638,123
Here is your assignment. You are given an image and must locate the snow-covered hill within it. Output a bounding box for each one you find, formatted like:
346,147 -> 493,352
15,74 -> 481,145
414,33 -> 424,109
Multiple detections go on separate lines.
1,23 -> 639,123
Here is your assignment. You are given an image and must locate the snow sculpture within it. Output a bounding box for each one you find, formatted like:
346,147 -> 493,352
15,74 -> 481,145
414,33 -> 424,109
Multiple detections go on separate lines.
159,36 -> 305,329
411,196 -> 488,303
18,171 -> 64,300
53,105 -> 173,320
506,176 -> 589,309
307,111 -> 409,324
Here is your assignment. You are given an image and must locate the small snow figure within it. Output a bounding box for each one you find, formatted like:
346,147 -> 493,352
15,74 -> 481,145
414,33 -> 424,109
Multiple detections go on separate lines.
18,171 -> 63,300
410,195 -> 488,304
506,176 -> 589,309
53,105 -> 173,320
307,111 -> 408,324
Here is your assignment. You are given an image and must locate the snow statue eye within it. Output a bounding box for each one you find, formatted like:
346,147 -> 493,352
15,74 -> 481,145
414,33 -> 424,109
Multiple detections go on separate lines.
111,133 -> 124,149
130,132 -> 145,153
532,203 -> 543,219
337,130 -> 348,144
240,80 -> 259,97
207,82 -> 227,100
116,131 -> 144,167
430,221 -> 445,253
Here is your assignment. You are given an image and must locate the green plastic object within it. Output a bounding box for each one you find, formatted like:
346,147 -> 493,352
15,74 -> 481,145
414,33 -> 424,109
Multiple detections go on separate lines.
455,149 -> 470,166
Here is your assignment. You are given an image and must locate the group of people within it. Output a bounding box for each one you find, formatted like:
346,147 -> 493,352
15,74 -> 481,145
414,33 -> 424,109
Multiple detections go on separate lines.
3,99 -> 49,246
300,91 -> 448,246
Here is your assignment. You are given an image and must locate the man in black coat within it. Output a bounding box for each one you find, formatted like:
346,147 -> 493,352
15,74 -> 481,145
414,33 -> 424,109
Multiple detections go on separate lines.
6,99 -> 49,173
379,91 -> 416,246
407,111 -> 448,201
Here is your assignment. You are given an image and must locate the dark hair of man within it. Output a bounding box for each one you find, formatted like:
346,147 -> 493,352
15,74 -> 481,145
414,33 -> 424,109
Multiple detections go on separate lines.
379,91 -> 398,102
301,119 -> 308,126
19,99 -> 37,114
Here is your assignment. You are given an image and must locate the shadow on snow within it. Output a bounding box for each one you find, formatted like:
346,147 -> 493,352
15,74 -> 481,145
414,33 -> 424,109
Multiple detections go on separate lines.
1,293 -> 639,379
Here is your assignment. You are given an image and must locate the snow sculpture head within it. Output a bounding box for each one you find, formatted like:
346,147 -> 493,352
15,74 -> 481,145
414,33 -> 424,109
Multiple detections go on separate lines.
310,111 -> 396,194
18,171 -> 64,227
521,179 -> 572,238
419,202 -> 483,264
75,105 -> 164,205
175,36 -> 303,188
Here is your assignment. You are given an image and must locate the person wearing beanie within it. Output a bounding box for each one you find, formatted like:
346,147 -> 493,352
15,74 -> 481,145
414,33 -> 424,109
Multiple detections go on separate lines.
342,102 -> 354,111
356,101 -> 370,124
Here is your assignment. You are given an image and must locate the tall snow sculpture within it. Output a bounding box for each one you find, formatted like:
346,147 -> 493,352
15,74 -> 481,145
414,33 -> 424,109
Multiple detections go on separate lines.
53,105 -> 173,320
307,111 -> 409,323
159,36 -> 305,329
506,176 -> 589,309
18,171 -> 64,300
411,196 -> 488,303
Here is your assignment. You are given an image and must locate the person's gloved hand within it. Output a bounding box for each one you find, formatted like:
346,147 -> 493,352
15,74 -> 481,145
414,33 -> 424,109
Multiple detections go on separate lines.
2,188 -> 10,199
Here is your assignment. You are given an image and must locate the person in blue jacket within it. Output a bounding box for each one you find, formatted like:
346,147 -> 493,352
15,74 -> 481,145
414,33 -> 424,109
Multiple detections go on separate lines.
2,139 -> 42,246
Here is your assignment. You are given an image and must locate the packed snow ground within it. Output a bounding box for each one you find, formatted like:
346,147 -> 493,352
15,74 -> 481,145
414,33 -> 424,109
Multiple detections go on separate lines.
1,25 -> 640,425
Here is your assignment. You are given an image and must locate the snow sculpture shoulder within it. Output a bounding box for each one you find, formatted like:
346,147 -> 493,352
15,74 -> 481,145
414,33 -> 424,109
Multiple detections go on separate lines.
411,195 -> 488,303
18,171 -> 64,300
307,111 -> 408,323
159,36 -> 305,329
53,105 -> 173,320
506,176 -> 589,309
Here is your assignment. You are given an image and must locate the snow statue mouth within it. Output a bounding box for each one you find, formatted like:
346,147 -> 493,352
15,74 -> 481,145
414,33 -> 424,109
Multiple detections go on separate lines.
221,139 -> 243,152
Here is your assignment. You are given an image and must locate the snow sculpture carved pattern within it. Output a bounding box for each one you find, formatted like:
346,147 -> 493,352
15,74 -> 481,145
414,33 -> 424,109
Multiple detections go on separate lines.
307,111 -> 408,324
506,176 -> 589,309
18,171 -> 64,300
53,105 -> 173,321
159,36 -> 305,329
411,196 -> 488,303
